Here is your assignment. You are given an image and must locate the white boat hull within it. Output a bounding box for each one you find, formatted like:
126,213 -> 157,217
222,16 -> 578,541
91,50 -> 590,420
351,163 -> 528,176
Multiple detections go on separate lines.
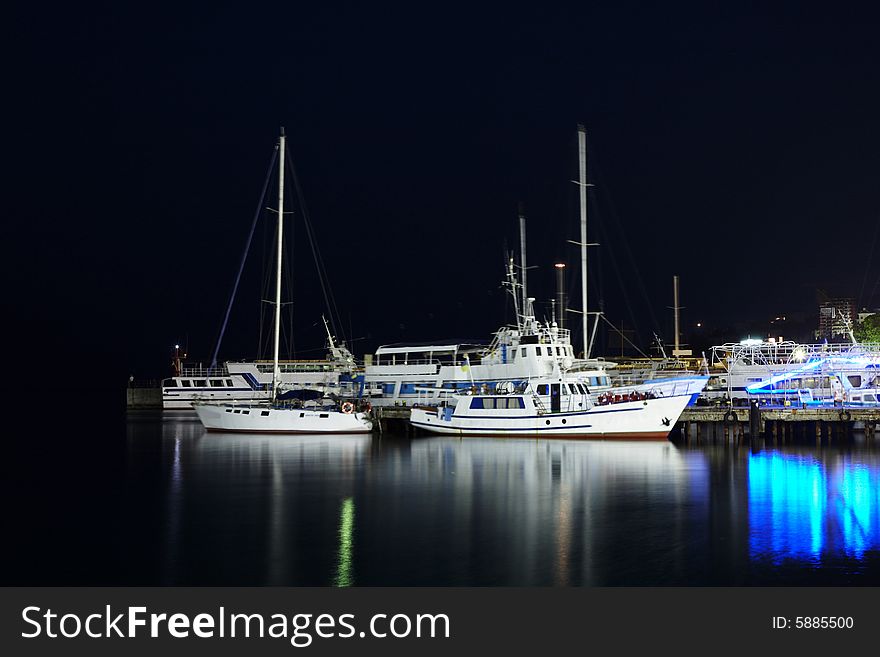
410,393 -> 693,440
193,403 -> 373,433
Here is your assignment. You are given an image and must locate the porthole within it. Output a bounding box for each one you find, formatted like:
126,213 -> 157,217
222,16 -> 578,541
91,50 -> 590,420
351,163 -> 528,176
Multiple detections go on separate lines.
546,419 -> 551,425
562,419 -> 567,424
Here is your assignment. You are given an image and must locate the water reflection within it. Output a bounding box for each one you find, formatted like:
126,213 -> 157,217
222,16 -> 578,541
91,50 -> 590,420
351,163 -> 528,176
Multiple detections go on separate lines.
119,417 -> 880,585
748,450 -> 880,566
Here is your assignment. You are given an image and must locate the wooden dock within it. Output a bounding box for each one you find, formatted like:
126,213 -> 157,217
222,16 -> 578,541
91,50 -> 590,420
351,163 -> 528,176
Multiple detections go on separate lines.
678,405 -> 880,444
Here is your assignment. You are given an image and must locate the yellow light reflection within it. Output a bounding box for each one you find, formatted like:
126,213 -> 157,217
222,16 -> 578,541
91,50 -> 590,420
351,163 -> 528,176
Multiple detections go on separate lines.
334,497 -> 355,587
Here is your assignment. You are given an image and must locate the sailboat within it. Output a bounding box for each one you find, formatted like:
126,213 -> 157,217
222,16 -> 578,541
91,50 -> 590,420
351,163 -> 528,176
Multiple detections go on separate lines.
193,129 -> 373,434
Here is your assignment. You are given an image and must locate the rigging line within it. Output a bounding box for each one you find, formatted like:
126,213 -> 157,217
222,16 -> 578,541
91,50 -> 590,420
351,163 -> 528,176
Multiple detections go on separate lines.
585,134 -> 660,336
857,214 -> 880,308
599,314 -> 651,359
210,147 -> 278,370
285,148 -> 345,343
587,188 -> 644,348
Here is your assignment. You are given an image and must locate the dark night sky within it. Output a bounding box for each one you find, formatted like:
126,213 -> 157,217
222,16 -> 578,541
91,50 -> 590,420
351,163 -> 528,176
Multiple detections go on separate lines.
7,1 -> 880,385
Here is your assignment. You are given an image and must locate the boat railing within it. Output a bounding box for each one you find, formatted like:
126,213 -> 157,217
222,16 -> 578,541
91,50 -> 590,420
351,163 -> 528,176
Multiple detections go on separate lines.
179,364 -> 230,377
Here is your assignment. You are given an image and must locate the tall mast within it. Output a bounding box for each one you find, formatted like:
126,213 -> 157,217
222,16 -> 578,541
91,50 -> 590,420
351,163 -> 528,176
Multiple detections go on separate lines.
271,128 -> 286,401
578,124 -> 589,357
673,274 -> 681,356
518,202 -> 528,312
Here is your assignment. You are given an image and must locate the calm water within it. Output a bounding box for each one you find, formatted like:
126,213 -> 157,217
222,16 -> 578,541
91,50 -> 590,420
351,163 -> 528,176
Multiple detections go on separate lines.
10,413 -> 880,585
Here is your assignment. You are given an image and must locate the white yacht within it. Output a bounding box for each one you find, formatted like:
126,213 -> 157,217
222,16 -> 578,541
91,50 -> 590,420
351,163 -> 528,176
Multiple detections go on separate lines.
410,371 -> 706,439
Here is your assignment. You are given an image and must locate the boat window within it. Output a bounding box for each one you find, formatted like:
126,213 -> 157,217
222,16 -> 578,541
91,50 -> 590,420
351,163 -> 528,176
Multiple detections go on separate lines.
469,397 -> 484,409
233,409 -> 241,414
226,379 -> 234,386
866,394 -> 876,402
210,379 -> 224,387
225,409 -> 232,413
536,346 -> 542,356
195,380 -> 207,387
261,410 -> 269,416
557,347 -> 563,356
483,398 -> 495,409
300,413 -> 305,418
521,348 -> 526,358
243,410 -> 250,414
537,384 -> 549,395
848,375 -> 863,387
320,413 -> 329,418
164,380 -> 177,388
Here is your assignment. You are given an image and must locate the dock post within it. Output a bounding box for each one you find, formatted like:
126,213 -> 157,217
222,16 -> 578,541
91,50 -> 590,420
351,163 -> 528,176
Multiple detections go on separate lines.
748,400 -> 761,440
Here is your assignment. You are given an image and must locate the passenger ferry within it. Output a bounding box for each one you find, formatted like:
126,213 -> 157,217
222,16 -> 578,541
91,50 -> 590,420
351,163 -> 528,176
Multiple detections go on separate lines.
364,315 -> 615,408
702,339 -> 880,406
364,259 -> 706,408
161,334 -> 368,409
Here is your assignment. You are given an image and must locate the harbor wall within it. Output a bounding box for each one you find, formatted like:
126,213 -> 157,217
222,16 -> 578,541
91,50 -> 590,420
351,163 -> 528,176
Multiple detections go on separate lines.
126,387 -> 162,409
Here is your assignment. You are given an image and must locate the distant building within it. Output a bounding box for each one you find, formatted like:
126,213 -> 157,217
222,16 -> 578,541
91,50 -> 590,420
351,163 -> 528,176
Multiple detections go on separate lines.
817,298 -> 856,341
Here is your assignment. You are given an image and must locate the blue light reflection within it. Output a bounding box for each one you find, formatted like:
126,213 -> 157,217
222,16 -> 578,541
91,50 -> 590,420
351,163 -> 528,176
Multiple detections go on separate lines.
749,452 -> 880,564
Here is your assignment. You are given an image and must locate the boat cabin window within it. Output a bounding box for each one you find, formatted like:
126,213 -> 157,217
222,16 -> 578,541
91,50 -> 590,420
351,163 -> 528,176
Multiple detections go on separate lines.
181,380 -> 191,387
469,397 -> 525,410
521,348 -> 526,358
866,394 -> 876,402
164,380 -> 177,387
261,410 -> 270,416
556,347 -> 563,356
210,379 -> 225,387
226,379 -> 234,386
848,375 -> 863,388
195,380 -> 207,388
536,346 -> 542,356
536,384 -> 549,395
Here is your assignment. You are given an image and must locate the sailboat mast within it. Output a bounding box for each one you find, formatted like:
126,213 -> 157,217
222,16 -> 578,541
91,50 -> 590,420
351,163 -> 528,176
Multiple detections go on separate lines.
272,128 -> 287,401
578,124 -> 589,357
673,275 -> 681,357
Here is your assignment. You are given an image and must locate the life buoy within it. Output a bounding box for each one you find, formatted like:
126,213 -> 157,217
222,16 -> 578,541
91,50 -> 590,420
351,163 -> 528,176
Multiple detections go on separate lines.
839,410 -> 852,422
723,410 -> 738,424
341,401 -> 354,414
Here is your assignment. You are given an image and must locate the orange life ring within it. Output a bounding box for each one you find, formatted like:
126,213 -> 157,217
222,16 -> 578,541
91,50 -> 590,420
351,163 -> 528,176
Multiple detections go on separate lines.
341,401 -> 354,414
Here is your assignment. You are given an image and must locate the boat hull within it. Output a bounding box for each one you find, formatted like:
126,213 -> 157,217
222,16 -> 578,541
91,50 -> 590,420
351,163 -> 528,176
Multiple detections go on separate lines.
193,403 -> 373,433
410,394 -> 691,440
